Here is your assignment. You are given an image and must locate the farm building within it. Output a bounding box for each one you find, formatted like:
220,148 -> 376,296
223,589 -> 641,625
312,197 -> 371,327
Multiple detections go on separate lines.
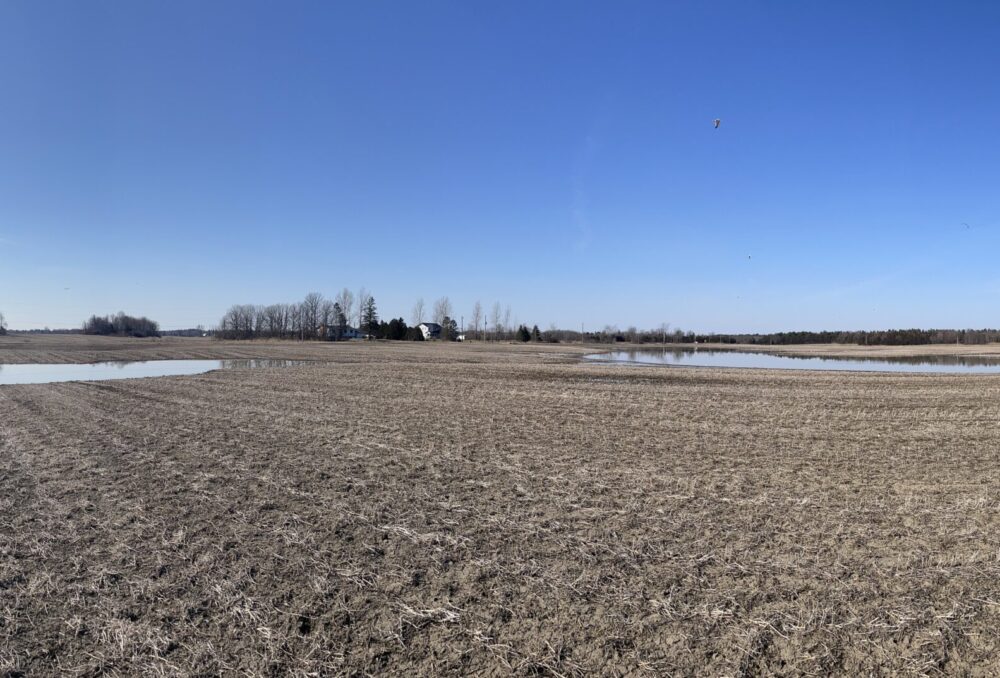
418,322 -> 442,340
320,325 -> 365,340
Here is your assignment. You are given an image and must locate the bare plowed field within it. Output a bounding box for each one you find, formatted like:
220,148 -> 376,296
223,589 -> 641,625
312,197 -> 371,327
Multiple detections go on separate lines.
4,337 -> 1000,675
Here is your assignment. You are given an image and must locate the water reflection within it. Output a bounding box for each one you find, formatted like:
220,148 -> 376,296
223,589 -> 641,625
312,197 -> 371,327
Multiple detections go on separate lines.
0,359 -> 308,385
585,348 -> 1000,374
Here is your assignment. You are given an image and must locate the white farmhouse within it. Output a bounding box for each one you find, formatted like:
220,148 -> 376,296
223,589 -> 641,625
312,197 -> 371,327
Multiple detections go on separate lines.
418,322 -> 442,340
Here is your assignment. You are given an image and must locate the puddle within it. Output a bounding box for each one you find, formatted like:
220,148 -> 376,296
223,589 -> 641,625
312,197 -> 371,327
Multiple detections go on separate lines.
585,349 -> 1000,374
0,359 -> 306,385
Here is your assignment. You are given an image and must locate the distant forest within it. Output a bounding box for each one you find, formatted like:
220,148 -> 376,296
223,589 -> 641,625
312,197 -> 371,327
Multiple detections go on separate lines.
3,302 -> 998,346
83,313 -> 160,338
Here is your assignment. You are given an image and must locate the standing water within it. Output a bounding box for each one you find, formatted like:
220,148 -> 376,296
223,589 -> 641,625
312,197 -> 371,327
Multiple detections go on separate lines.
0,359 -> 306,385
585,349 -> 1000,374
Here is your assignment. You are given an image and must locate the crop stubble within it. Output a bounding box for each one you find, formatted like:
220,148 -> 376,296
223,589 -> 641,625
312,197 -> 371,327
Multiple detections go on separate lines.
3,337 -> 1000,675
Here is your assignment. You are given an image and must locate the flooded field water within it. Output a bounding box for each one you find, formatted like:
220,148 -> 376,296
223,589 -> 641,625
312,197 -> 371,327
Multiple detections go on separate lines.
0,359 -> 306,385
586,348 -> 1000,374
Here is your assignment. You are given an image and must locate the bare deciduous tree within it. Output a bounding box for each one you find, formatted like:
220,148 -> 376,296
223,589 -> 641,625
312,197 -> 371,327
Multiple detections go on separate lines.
470,301 -> 482,340
301,292 -> 323,339
221,299 -> 347,340
490,302 -> 502,341
503,304 -> 512,341
356,287 -> 368,329
82,312 -> 161,337
411,298 -> 425,326
336,289 -> 354,331
263,304 -> 285,337
253,305 -> 266,336
659,322 -> 670,344
281,303 -> 295,337
289,303 -> 303,340
218,305 -> 254,339
433,297 -> 452,326
320,299 -> 336,332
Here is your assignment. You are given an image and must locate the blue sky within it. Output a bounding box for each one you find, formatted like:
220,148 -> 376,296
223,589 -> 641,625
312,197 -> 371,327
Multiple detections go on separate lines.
3,1 -> 1000,332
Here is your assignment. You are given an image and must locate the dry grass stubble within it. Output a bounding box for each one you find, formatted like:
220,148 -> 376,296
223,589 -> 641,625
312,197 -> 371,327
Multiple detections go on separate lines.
3,338 -> 1000,675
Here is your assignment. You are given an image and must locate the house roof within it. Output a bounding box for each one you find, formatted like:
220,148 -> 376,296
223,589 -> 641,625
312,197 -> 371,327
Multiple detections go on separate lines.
419,322 -> 442,330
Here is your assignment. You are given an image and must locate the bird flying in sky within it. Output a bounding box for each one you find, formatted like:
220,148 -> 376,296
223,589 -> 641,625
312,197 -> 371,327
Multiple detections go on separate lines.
713,119 -> 721,128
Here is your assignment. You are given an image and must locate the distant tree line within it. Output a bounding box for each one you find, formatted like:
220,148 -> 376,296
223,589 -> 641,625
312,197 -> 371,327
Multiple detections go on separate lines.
536,325 -> 695,344
83,312 -> 160,338
699,328 -> 1000,346
217,291 -> 528,343
217,292 -> 344,340
546,325 -> 1000,346
210,291 -> 1000,347
216,291 -> 429,341
441,298 -> 539,341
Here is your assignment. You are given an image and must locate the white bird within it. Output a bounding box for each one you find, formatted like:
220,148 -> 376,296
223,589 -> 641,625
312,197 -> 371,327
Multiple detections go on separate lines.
713,119 -> 721,129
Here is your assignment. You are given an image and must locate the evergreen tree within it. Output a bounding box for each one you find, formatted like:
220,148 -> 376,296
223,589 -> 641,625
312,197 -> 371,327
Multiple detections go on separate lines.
362,296 -> 379,338
531,325 -> 541,341
387,317 -> 408,340
517,325 -> 531,342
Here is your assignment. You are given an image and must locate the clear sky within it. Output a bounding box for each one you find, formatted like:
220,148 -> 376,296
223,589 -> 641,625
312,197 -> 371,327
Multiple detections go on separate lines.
3,1 -> 1000,332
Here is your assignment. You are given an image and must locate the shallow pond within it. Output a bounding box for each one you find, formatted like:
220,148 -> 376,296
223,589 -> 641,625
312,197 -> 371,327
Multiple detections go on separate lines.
0,359 -> 306,385
585,349 -> 1000,374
